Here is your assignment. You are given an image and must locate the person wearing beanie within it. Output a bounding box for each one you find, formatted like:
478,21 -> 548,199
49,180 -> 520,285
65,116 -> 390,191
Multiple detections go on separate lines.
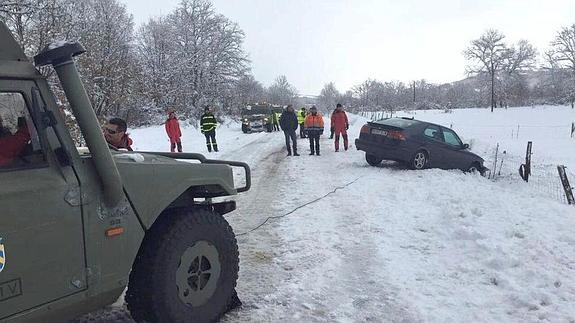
304,105 -> 324,155
331,103 -> 349,151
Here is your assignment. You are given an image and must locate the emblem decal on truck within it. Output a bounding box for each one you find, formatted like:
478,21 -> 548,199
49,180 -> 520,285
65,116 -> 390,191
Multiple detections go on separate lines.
0,238 -> 5,273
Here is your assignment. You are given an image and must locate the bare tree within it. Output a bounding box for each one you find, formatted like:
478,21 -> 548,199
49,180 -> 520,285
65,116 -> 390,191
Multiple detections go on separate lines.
318,82 -> 340,113
267,75 -> 298,105
549,24 -> 575,108
464,29 -> 507,112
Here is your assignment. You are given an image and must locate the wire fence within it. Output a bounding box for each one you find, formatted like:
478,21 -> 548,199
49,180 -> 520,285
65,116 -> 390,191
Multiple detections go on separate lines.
487,145 -> 574,205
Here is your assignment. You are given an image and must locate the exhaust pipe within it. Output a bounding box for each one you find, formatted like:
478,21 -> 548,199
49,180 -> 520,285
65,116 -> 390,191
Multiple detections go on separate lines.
34,42 -> 123,207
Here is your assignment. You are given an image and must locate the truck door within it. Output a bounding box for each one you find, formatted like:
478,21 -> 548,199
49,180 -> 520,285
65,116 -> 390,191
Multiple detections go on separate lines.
0,81 -> 85,319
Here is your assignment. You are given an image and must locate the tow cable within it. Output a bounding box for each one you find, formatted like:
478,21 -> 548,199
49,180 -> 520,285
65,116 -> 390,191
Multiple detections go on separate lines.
236,176 -> 363,236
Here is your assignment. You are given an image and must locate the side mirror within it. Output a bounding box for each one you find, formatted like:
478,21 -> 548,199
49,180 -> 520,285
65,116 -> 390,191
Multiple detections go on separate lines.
462,143 -> 469,149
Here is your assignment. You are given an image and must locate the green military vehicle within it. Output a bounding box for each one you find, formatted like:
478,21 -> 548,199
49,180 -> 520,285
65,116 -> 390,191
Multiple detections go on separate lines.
240,103 -> 273,133
0,21 -> 250,322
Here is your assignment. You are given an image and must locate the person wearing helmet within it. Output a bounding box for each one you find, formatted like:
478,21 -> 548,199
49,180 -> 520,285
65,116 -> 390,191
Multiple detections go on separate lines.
304,106 -> 324,155
200,106 -> 218,152
165,109 -> 182,152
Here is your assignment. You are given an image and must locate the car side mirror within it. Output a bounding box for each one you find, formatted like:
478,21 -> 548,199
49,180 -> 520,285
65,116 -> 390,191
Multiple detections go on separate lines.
462,143 -> 469,149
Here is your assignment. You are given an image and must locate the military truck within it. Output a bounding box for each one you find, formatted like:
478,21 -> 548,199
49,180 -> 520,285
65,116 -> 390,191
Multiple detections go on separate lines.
0,21 -> 250,322
240,103 -> 273,133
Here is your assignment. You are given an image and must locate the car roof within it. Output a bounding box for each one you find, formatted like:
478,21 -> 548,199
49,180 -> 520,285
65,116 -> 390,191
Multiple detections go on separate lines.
372,117 -> 451,131
372,117 -> 421,128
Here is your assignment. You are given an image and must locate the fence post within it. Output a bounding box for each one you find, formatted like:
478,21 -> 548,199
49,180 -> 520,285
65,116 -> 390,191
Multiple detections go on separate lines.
519,141 -> 532,182
571,122 -> 574,138
557,165 -> 575,205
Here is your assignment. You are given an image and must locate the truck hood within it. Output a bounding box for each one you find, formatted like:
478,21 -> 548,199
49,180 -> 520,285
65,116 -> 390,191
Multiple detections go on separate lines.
112,152 -> 236,227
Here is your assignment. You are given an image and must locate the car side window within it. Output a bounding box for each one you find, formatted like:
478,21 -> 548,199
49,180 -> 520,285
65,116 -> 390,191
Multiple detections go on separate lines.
442,128 -> 463,147
423,125 -> 443,142
0,92 -> 46,171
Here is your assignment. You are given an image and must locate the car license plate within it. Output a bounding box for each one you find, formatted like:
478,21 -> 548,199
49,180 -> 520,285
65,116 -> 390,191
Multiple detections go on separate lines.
371,129 -> 387,136
252,121 -> 262,126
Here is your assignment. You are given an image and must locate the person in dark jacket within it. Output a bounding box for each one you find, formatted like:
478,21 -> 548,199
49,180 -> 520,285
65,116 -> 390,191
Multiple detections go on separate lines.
103,117 -> 133,151
200,106 -> 218,152
304,106 -> 324,155
279,105 -> 299,156
331,103 -> 349,151
165,109 -> 182,152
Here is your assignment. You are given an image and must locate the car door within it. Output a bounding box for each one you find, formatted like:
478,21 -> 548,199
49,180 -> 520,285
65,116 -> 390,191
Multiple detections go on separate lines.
421,124 -> 449,168
440,127 -> 470,169
0,81 -> 85,319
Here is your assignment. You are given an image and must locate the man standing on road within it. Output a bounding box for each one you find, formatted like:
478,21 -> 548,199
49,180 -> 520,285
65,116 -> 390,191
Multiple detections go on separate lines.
200,106 -> 218,152
298,107 -> 307,139
304,105 -> 324,156
279,105 -> 299,156
272,111 -> 280,131
165,109 -> 182,152
329,107 -> 337,139
331,103 -> 349,152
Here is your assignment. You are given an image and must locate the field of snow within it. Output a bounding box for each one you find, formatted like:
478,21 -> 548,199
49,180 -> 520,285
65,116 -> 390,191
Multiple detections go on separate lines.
89,105 -> 575,322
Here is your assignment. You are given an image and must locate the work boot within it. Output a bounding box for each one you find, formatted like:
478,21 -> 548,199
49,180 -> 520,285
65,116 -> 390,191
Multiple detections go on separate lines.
293,152 -> 300,156
316,152 -> 321,156
309,152 -> 315,155
287,151 -> 292,156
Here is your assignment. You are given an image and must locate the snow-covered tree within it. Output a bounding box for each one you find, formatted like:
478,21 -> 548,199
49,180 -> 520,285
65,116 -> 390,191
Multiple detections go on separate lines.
267,75 -> 298,105
318,82 -> 340,113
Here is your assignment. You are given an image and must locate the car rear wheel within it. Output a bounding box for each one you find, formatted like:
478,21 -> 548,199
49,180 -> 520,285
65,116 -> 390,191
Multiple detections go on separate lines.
467,163 -> 485,176
365,153 -> 383,166
126,208 -> 239,323
411,150 -> 428,170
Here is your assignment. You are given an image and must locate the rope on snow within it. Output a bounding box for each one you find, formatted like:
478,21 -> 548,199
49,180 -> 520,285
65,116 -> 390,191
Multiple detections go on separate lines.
236,176 -> 363,236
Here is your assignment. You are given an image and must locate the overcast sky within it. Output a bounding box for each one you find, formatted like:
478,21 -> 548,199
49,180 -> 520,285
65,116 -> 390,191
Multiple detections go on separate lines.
120,0 -> 575,96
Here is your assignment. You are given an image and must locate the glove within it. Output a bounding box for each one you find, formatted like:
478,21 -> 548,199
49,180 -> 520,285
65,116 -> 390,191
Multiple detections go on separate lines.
320,130 -> 324,136
330,127 -> 334,132
346,123 -> 349,130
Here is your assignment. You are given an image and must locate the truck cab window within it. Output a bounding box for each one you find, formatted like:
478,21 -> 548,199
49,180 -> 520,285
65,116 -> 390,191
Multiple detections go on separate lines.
0,92 -> 46,170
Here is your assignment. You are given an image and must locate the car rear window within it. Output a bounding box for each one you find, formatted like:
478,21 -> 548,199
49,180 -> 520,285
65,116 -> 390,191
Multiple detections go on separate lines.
373,118 -> 419,128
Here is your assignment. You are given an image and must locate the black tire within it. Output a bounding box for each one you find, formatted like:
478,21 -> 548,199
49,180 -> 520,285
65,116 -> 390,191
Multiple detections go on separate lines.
126,209 -> 239,323
411,150 -> 428,170
365,153 -> 383,166
241,125 -> 248,133
467,162 -> 486,176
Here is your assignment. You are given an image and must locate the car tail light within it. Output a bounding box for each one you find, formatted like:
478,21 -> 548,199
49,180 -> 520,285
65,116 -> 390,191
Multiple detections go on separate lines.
360,125 -> 370,134
387,130 -> 406,141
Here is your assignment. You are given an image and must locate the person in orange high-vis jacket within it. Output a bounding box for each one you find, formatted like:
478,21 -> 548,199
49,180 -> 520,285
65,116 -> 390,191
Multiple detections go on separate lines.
331,103 -> 349,151
304,105 -> 324,155
165,110 -> 182,152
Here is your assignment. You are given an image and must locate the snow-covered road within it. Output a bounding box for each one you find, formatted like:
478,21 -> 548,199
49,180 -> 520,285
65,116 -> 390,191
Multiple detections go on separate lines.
78,107 -> 575,322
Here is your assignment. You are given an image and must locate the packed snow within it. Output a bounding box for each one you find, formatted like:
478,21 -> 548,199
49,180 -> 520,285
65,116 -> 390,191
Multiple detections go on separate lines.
89,105 -> 574,322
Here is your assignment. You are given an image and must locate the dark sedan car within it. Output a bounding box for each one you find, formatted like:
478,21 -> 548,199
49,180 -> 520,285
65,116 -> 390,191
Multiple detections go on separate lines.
355,117 -> 487,174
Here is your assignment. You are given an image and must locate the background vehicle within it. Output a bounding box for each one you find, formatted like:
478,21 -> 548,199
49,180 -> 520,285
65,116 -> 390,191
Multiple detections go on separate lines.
355,117 -> 486,174
0,22 -> 250,323
241,103 -> 273,133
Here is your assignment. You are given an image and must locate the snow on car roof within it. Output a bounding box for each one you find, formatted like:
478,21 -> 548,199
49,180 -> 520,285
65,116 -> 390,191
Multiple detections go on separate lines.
373,117 -> 421,128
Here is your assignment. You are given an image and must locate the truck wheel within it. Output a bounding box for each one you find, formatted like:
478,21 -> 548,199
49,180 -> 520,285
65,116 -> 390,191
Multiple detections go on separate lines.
365,153 -> 383,166
126,209 -> 239,323
411,150 -> 428,170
